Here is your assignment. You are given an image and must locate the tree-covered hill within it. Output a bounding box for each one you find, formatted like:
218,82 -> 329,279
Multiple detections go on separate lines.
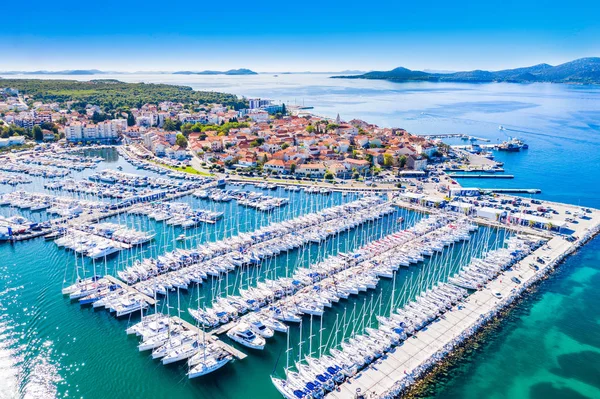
0,78 -> 248,111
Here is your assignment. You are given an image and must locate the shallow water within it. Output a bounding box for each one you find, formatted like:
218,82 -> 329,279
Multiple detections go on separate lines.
417,236 -> 600,399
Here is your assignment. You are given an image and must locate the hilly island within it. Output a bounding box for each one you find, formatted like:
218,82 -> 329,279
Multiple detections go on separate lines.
332,57 -> 600,84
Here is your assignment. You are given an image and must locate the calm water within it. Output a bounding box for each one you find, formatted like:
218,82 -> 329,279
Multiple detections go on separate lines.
2,75 -> 600,399
9,73 -> 600,206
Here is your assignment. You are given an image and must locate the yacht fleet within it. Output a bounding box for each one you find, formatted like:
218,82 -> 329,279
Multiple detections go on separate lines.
19,146 -> 553,395
271,235 -> 541,399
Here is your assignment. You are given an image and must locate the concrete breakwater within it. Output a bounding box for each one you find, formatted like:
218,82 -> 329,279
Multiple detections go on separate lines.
448,174 -> 514,179
327,217 -> 600,399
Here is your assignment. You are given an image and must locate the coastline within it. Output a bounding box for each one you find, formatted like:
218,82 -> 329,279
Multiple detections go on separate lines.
327,211 -> 600,399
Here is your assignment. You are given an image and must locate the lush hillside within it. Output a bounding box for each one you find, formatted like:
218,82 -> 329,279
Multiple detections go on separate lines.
0,78 -> 248,110
333,57 -> 600,84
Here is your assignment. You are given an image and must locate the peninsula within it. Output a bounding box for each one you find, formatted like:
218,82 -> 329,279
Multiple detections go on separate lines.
332,57 -> 600,84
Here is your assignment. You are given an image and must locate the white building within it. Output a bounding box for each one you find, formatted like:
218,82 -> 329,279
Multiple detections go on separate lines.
0,136 -> 26,147
475,207 -> 506,221
248,110 -> 269,122
63,120 -> 121,143
64,123 -> 84,141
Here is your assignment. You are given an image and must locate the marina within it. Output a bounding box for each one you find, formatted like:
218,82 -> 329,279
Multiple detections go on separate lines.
0,145 -> 598,399
39,148 -> 596,398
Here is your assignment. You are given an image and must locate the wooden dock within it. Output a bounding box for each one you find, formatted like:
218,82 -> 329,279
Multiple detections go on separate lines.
210,321 -> 238,335
171,316 -> 247,360
7,228 -> 53,242
104,275 -> 156,306
448,174 -> 514,179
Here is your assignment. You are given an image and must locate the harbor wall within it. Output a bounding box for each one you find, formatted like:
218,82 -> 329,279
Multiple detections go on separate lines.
375,222 -> 600,399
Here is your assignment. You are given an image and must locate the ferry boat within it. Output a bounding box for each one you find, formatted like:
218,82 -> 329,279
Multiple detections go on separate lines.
497,138 -> 526,152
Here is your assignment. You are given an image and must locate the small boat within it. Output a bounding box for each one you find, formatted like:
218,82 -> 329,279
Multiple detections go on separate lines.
227,324 -> 266,350
188,352 -> 232,378
176,234 -> 186,241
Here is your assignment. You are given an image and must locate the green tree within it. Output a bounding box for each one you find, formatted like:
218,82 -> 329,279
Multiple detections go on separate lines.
127,112 -> 136,126
163,118 -> 177,131
181,123 -> 194,136
281,142 -> 290,150
281,103 -> 287,115
32,125 -> 44,141
175,133 -> 188,148
306,125 -> 315,133
398,155 -> 408,168
290,163 -> 297,174
324,171 -> 334,180
92,111 -> 108,123
383,153 -> 394,168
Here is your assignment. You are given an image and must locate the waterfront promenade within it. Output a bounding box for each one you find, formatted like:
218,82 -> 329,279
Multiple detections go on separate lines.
327,207 -> 600,398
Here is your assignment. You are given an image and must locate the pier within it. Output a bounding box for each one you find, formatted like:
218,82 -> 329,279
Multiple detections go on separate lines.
423,134 -> 491,142
451,144 -> 496,149
6,228 -> 52,242
483,188 -> 541,194
171,316 -> 247,360
444,168 -> 505,173
104,275 -> 156,306
210,321 -> 239,335
448,174 -> 514,179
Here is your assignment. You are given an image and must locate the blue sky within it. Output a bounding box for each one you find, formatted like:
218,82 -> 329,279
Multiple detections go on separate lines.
1,0 -> 598,72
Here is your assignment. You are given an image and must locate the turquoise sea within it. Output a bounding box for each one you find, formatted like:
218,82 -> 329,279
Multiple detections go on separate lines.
1,75 -> 600,399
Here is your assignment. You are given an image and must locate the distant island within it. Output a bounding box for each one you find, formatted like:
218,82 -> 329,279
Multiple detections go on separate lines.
332,57 -> 600,84
0,68 -> 258,76
0,69 -> 109,75
173,69 -> 257,75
